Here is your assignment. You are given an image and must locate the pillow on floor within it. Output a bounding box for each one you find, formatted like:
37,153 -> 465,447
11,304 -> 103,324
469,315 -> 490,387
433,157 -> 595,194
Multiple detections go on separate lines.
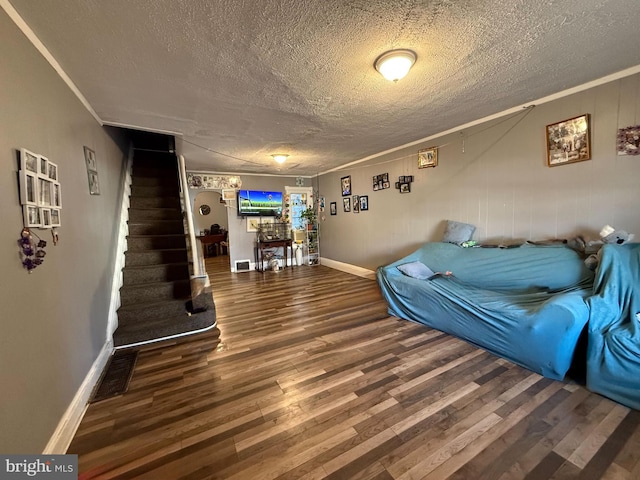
397,261 -> 435,280
443,220 -> 476,244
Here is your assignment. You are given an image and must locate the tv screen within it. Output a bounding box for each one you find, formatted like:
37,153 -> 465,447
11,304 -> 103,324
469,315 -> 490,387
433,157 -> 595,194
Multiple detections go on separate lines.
237,189 -> 283,217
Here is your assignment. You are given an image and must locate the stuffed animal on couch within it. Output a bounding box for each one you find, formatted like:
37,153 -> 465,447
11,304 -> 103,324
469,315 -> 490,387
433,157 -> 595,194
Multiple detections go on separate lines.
584,225 -> 634,270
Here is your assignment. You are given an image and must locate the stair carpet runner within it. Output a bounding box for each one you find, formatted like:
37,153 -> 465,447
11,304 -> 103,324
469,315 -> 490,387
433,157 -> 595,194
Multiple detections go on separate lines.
113,150 -> 216,348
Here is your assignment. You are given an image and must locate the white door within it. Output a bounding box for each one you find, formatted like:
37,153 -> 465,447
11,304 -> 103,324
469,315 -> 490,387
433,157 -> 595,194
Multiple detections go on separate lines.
285,187 -> 313,231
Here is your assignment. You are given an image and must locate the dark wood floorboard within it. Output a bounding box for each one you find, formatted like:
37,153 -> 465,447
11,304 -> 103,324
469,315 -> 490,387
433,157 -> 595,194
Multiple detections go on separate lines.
68,255 -> 640,479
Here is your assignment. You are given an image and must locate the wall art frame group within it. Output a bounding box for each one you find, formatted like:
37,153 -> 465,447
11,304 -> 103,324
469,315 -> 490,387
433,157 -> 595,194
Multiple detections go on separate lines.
372,173 -> 390,191
19,148 -> 62,228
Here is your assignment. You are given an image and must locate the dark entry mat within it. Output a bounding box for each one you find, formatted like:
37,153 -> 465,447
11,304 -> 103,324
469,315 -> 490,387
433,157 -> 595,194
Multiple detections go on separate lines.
90,350 -> 138,403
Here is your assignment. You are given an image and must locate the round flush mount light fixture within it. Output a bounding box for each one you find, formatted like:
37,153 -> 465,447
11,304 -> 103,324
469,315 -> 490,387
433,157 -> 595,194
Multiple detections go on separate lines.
374,49 -> 417,82
272,154 -> 289,164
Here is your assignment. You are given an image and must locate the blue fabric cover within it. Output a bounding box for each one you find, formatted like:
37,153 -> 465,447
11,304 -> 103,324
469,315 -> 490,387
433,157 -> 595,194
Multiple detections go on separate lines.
397,261 -> 436,280
377,242 -> 594,380
586,244 -> 640,409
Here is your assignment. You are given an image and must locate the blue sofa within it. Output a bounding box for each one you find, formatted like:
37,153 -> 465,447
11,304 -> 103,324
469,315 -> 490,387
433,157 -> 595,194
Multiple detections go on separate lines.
377,242 -> 595,380
586,244 -> 640,409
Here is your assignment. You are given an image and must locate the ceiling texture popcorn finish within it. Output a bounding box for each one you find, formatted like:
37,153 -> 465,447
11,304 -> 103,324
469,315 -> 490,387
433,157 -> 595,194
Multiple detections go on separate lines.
7,0 -> 640,175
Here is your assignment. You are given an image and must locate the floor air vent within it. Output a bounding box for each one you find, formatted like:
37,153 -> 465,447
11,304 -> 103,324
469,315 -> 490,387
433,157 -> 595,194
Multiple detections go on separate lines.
235,260 -> 251,272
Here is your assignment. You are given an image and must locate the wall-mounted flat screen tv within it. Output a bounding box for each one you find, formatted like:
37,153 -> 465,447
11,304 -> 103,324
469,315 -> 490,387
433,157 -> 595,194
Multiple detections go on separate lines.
237,189 -> 283,217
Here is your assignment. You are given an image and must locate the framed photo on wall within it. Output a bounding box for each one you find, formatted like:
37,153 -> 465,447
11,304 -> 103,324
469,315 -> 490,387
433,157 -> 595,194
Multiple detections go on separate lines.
359,195 -> 368,211
330,202 -> 337,215
23,205 -> 41,228
20,149 -> 39,173
343,197 -> 351,212
341,175 -> 351,196
84,146 -> 100,194
19,171 -> 38,205
418,147 -> 438,168
546,114 -> 591,166
352,195 -> 359,213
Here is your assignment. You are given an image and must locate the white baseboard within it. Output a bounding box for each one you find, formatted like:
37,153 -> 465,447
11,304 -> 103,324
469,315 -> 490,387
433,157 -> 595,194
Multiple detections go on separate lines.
43,340 -> 113,454
319,257 -> 377,280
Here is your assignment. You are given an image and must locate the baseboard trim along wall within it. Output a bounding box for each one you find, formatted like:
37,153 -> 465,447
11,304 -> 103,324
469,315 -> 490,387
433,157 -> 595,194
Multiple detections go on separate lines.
42,340 -> 113,454
320,257 -> 376,280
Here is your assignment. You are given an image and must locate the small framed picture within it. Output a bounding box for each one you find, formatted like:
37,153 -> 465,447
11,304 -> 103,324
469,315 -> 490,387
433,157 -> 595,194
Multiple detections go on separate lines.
50,208 -> 61,227
19,171 -> 38,205
38,178 -> 52,206
330,202 -> 337,215
395,182 -> 400,189
222,188 -> 236,201
546,114 -> 591,166
373,183 -> 379,191
21,148 -> 39,173
23,205 -> 41,227
383,181 -> 390,189
617,125 -> 640,156
399,176 -> 405,183
88,171 -> 100,195
47,162 -> 58,181
343,197 -> 351,212
341,175 -> 351,196
40,208 -> 52,228
38,155 -> 49,177
406,175 -> 414,182
418,147 -> 438,168
359,195 -> 368,211
84,146 -> 97,171
52,183 -> 62,207
400,182 -> 411,194
382,173 -> 389,182
352,195 -> 360,213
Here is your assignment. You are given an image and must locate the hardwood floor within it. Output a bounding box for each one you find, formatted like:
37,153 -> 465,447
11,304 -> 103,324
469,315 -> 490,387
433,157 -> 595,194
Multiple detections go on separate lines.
69,256 -> 640,479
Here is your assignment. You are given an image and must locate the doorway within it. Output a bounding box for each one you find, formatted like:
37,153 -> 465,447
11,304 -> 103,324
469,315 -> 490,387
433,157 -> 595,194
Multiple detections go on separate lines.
193,191 -> 229,270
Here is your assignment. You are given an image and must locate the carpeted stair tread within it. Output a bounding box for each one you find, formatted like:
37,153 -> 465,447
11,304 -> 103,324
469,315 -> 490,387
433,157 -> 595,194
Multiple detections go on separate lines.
117,298 -> 191,323
128,207 -> 182,222
127,221 -> 185,236
113,309 -> 217,348
124,248 -> 188,267
122,262 -> 189,286
129,196 -> 180,209
131,184 -> 180,197
126,234 -> 187,251
119,279 -> 191,306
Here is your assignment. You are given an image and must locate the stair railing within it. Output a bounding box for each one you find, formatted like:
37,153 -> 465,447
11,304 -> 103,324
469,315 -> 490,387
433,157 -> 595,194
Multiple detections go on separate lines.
177,154 -> 203,278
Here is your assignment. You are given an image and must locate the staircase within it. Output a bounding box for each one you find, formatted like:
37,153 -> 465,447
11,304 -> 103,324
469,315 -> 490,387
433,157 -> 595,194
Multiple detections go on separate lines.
113,148 -> 216,348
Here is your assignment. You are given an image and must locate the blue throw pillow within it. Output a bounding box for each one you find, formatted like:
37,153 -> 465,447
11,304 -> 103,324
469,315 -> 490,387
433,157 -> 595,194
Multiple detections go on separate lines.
397,261 -> 436,280
443,220 -> 476,244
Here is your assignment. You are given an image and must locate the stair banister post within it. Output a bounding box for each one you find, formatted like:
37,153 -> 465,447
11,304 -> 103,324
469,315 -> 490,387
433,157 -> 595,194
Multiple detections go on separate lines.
178,154 -> 201,277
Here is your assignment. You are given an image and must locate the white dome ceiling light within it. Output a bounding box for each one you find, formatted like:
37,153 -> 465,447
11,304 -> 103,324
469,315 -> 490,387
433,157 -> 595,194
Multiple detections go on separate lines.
374,49 -> 417,82
271,154 -> 289,164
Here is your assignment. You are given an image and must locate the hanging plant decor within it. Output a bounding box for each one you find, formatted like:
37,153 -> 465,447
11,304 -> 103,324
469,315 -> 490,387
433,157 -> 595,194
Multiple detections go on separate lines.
18,228 -> 46,272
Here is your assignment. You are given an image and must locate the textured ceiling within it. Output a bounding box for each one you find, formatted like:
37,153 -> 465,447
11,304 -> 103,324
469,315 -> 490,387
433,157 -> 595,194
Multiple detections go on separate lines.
7,0 -> 640,175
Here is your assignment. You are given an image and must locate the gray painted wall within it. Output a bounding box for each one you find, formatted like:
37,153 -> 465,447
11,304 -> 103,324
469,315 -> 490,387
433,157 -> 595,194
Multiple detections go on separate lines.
0,10 -> 127,453
193,191 -> 228,233
319,74 -> 640,271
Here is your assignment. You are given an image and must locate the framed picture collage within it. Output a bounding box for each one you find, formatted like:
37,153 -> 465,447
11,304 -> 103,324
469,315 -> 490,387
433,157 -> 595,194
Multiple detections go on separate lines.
19,148 -> 62,228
